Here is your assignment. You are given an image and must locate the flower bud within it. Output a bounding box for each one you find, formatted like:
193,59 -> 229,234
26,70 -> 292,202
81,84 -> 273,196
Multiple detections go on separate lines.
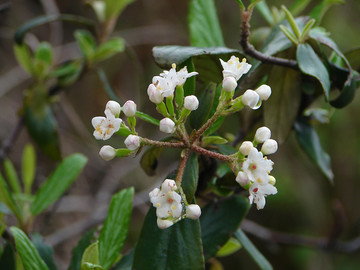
105,100 -> 121,116
239,141 -> 253,156
159,118 -> 175,133
222,77 -> 237,92
184,95 -> 199,111
255,126 -> 271,143
99,145 -> 116,161
255,84 -> 271,101
268,175 -> 276,185
147,84 -> 163,104
157,218 -> 174,229
122,100 -> 137,117
241,90 -> 260,109
161,179 -> 177,192
186,204 -> 201,220
261,139 -> 278,155
124,135 -> 141,151
236,171 -> 250,186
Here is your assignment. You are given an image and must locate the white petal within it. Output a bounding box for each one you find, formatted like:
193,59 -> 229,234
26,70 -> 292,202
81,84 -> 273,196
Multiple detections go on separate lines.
91,116 -> 105,129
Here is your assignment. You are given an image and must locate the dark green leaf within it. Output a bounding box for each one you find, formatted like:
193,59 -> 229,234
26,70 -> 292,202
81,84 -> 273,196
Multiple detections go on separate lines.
234,229 -> 273,270
22,143 -> 36,194
113,250 -> 134,270
345,47 -> 360,71
52,60 -> 84,87
216,237 -> 242,257
133,207 -> 204,270
99,188 -> 134,270
188,0 -> 224,47
81,242 -> 102,270
92,38 -> 125,63
105,0 -> 135,19
74,30 -> 96,60
0,242 -> 16,270
140,146 -> 164,176
31,154 -> 88,215
309,0 -> 344,25
32,234 -> 57,270
294,119 -> 334,181
217,144 -> 237,155
201,195 -> 249,259
10,227 -> 49,270
330,77 -> 357,108
180,58 -> 196,96
97,68 -> 121,102
0,173 -> 22,220
4,159 -> 21,194
182,153 -> 198,203
255,2 -> 274,26
68,229 -> 95,270
202,136 -> 228,146
203,116 -> 225,136
135,111 -> 160,126
14,44 -> 34,75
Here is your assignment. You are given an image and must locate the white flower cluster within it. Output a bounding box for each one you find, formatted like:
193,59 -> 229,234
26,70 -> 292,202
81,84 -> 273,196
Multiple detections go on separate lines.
236,127 -> 278,210
149,179 -> 201,229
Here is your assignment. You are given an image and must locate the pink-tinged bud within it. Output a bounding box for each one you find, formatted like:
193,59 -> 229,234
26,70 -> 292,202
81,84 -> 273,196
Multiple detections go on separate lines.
222,76 -> 237,92
124,135 -> 141,151
261,139 -> 278,155
255,84 -> 271,101
186,204 -> 201,220
157,218 -> 174,229
236,171 -> 250,186
99,145 -> 116,161
184,95 -> 199,111
147,84 -> 163,104
105,100 -> 121,115
268,175 -> 276,185
161,179 -> 177,192
255,127 -> 271,143
239,141 -> 253,156
122,100 -> 137,117
159,118 -> 175,133
241,90 -> 260,109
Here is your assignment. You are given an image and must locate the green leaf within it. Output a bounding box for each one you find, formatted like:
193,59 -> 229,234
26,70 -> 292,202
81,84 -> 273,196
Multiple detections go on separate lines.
202,136 -> 228,147
52,60 -> 84,87
133,207 -> 204,270
34,42 -> 53,78
289,0 -> 312,17
22,143 -> 36,194
92,38 -> 125,63
0,202 -> 12,214
216,237 -> 242,257
279,25 -> 298,45
32,234 -> 57,270
182,153 -> 198,203
74,30 -> 96,60
234,229 -> 273,270
97,68 -> 121,102
255,2 -> 274,26
115,149 -> 133,158
281,5 -> 300,39
105,0 -> 135,19
264,62 -> 302,143
14,44 -> 34,75
99,188 -> 134,270
0,173 -> 22,220
309,0 -> 344,25
68,229 -> 95,270
188,0 -> 224,47
297,43 -> 330,99
203,116 -> 225,136
31,154 -> 87,215
140,146 -> 164,176
0,243 -> 16,270
135,111 -> 160,126
153,46 -> 244,83
4,159 -> 21,194
201,195 -> 249,259
10,227 -> 49,270
299,19 -> 316,43
113,250 -> 134,270
81,242 -> 102,270
116,126 -> 132,137
330,77 -> 357,108
294,119 -> 334,181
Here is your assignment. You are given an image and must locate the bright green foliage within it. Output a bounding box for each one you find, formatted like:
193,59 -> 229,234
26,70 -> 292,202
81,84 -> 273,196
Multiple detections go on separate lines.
0,174 -> 22,220
81,242 -> 102,270
216,237 -> 242,257
4,159 -> 21,194
22,144 -> 36,195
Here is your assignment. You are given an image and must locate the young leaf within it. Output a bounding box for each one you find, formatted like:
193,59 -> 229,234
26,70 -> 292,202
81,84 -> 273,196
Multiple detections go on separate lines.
22,143 -> 36,194
188,0 -> 224,47
296,44 -> 330,99
216,237 -> 242,257
0,243 -> 16,270
234,229 -> 273,270
135,111 -> 160,126
104,0 -> 135,20
14,44 -> 34,75
4,159 -> 21,194
32,234 -> 57,270
133,207 -> 205,270
279,25 -> 298,45
202,136 -> 228,147
115,149 -> 133,158
74,30 -> 96,60
34,42 -> 53,78
52,60 -> 84,87
98,188 -> 134,270
200,195 -> 249,259
0,173 -> 22,220
281,5 -> 301,39
10,227 -> 49,270
68,229 -> 95,270
92,38 -> 125,63
81,242 -> 102,270
299,19 -> 316,43
181,153 -> 198,203
31,154 -> 88,215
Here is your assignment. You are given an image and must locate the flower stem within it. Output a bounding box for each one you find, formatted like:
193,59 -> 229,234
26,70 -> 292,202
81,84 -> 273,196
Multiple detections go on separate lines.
190,145 -> 234,162
141,138 -> 185,149
175,149 -> 190,186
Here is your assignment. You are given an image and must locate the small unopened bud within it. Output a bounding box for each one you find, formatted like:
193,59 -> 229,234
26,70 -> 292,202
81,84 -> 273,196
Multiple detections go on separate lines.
99,145 -> 116,161
239,141 -> 253,156
184,95 -> 199,111
124,135 -> 141,150
255,84 -> 271,101
147,84 -> 163,104
261,139 -> 278,155
236,171 -> 250,186
159,118 -> 175,133
268,175 -> 276,185
161,179 -> 177,192
186,204 -> 201,220
157,218 -> 174,229
222,77 -> 237,92
122,100 -> 137,117
255,126 -> 271,143
241,90 -> 260,109
105,100 -> 121,116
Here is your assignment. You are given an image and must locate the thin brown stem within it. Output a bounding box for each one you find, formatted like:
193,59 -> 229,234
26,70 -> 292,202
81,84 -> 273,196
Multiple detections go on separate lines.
190,145 -> 233,162
175,149 -> 190,186
141,138 -> 185,149
191,111 -> 221,143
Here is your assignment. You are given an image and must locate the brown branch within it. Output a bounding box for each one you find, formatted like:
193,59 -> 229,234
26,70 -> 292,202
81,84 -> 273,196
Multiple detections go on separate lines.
175,149 -> 190,186
141,138 -> 185,149
240,11 -> 299,70
190,145 -> 233,162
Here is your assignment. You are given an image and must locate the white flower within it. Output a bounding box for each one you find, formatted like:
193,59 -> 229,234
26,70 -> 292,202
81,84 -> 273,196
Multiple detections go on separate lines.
174,66 -> 198,86
249,182 -> 277,210
220,56 -> 252,81
92,114 -> 121,140
241,90 -> 260,109
186,204 -> 201,220
152,75 -> 176,98
239,141 -> 253,156
242,147 -> 273,184
222,76 -> 237,92
236,171 -> 250,186
124,135 -> 141,151
99,145 -> 116,161
268,175 -> 276,185
122,100 -> 137,117
261,139 -> 278,155
147,84 -> 163,104
255,127 -> 271,143
105,100 -> 121,116
159,118 -> 175,133
184,95 -> 199,111
157,218 -> 174,229
255,84 -> 271,101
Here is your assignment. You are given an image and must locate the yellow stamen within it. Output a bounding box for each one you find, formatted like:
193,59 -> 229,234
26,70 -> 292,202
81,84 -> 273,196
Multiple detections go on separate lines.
171,205 -> 176,210
156,203 -> 160,207
257,178 -> 262,183
172,63 -> 176,69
